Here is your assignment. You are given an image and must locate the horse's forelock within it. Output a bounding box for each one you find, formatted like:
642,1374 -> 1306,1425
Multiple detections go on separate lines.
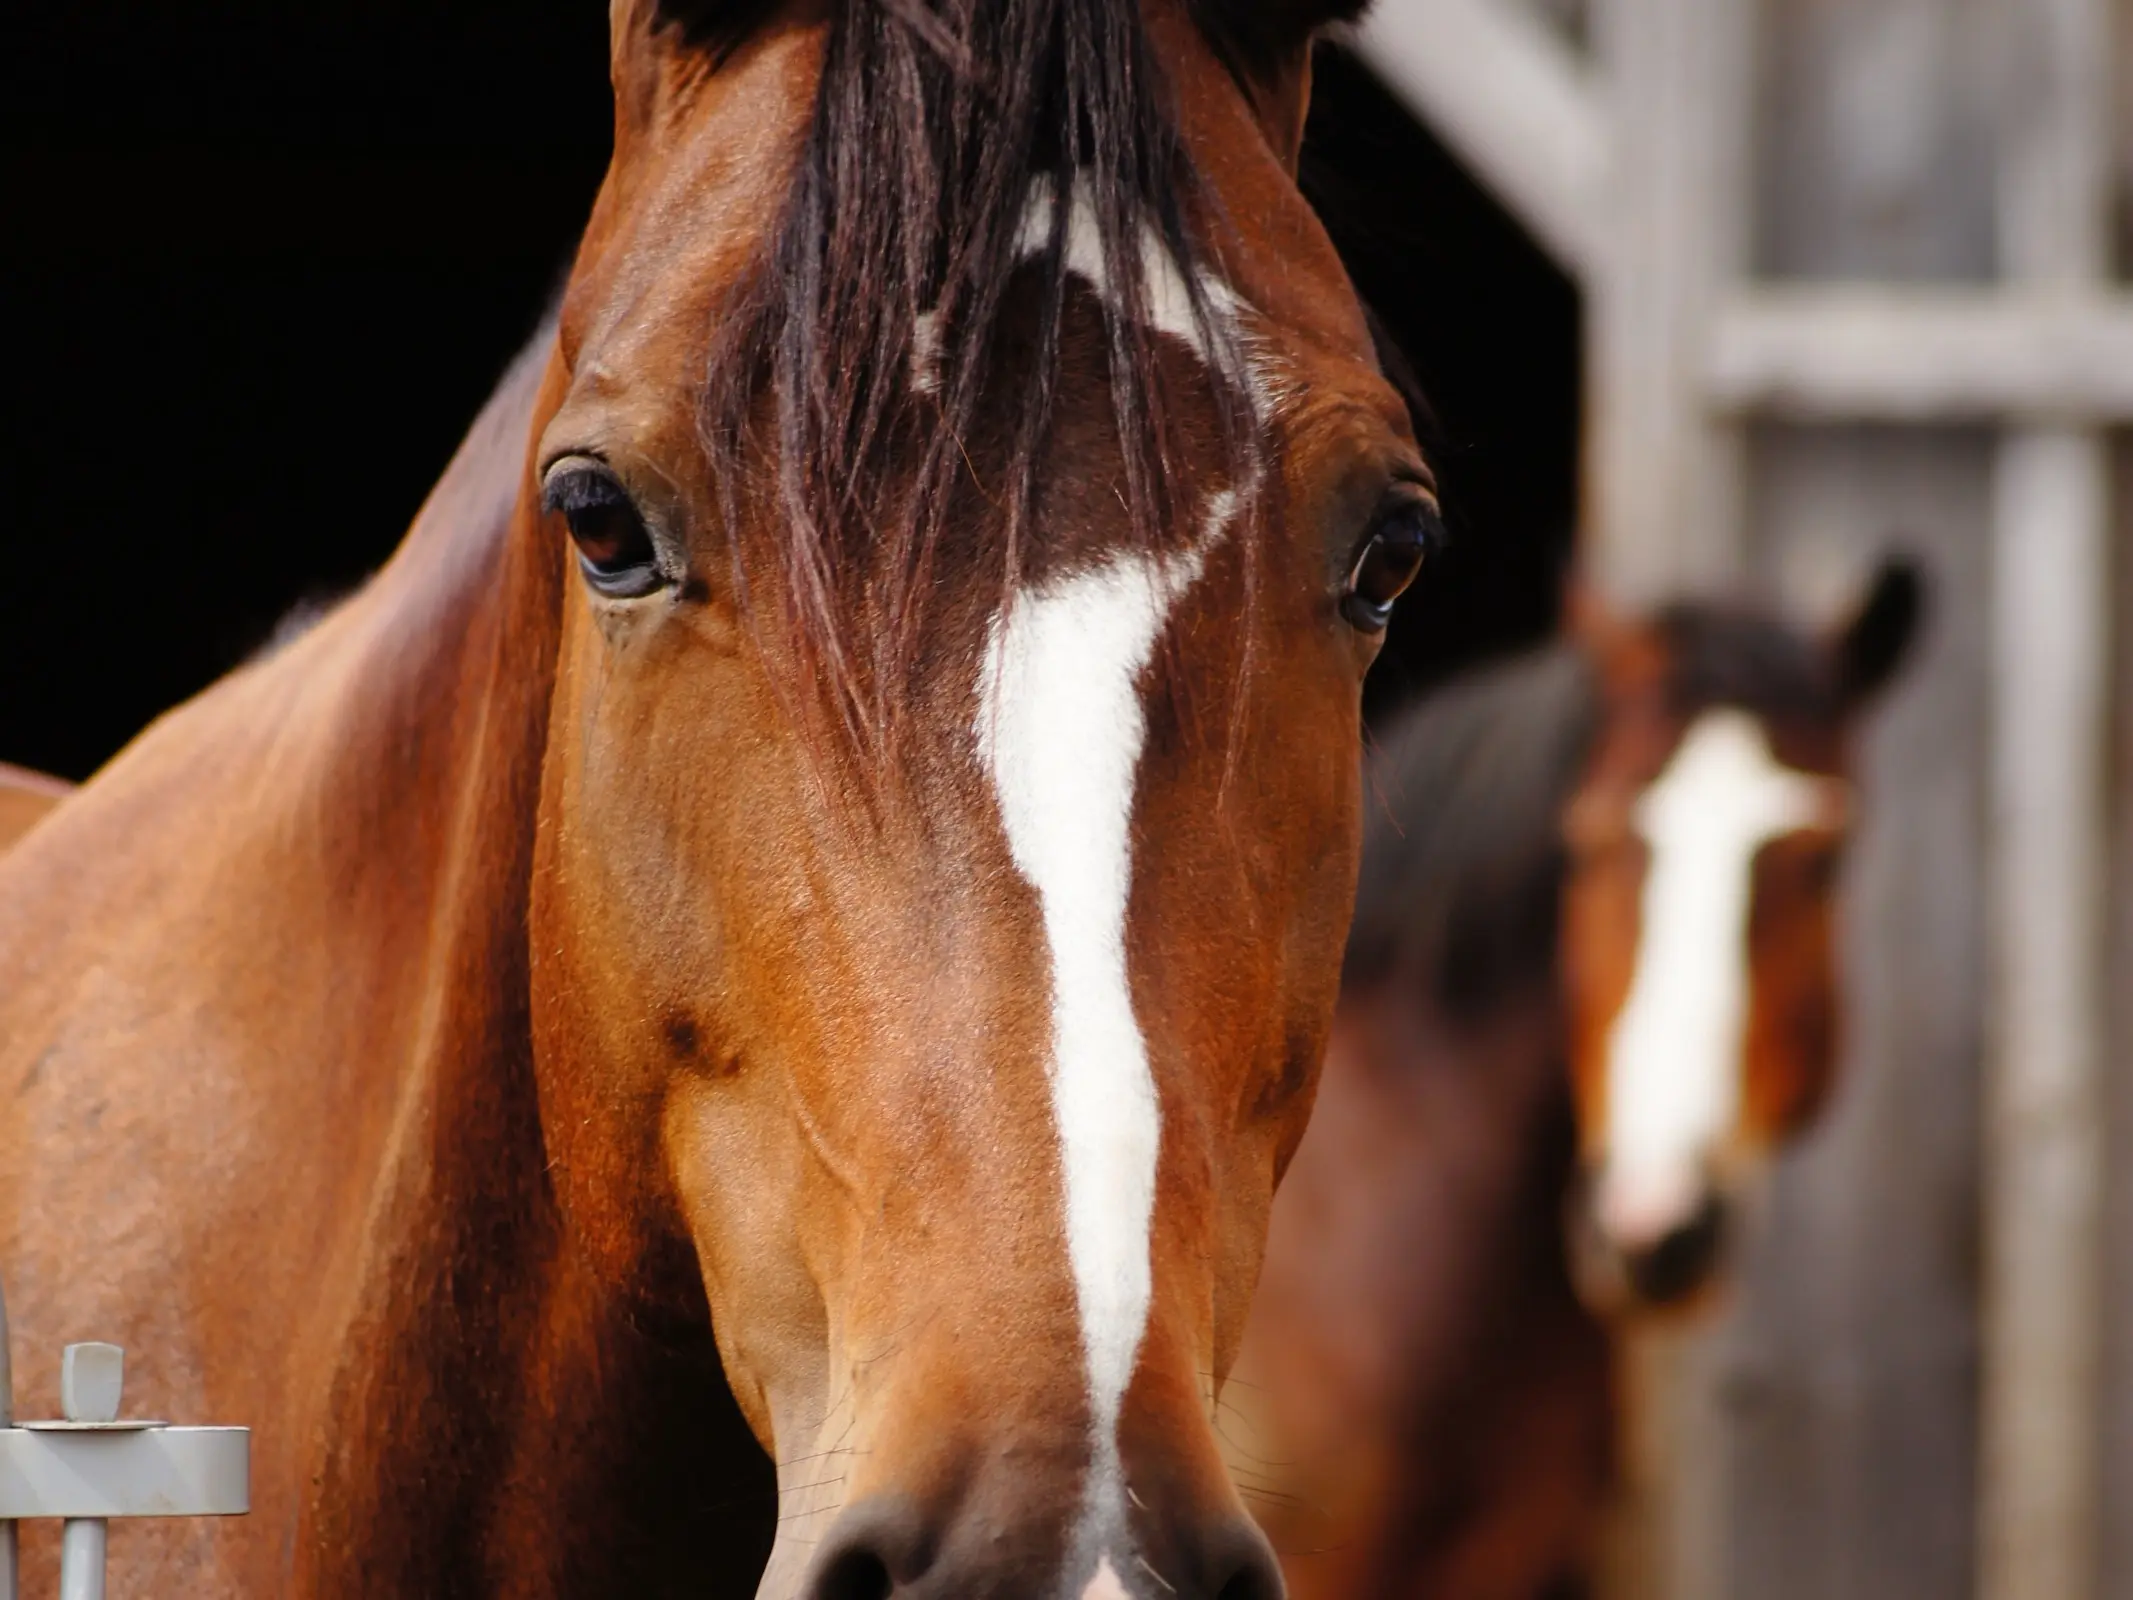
698,0 -> 1260,767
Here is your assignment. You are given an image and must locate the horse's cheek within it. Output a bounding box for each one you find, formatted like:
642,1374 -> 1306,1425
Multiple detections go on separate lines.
663,1069 -> 833,1454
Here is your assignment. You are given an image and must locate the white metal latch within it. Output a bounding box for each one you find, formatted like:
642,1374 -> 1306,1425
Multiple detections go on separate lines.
0,1275 -> 248,1600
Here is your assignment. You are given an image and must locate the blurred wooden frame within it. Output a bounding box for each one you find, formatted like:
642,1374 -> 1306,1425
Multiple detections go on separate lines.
1349,1 -> 2119,1596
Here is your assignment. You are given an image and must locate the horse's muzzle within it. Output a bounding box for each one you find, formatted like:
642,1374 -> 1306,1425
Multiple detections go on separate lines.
800,1475 -> 1284,1600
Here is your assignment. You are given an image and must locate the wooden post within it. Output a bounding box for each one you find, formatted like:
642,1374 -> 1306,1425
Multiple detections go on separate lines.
1979,2 -> 2114,1594
1350,0 -> 1610,278
1983,430 -> 2110,1600
1583,0 -> 1751,1594
2103,438 -> 2133,1596
1584,0 -> 1749,606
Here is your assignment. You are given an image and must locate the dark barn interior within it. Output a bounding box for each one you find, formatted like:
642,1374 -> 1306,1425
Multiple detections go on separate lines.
3,10 -> 1578,776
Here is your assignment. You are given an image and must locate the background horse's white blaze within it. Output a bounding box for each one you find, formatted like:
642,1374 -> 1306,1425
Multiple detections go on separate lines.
1597,710 -> 1837,1247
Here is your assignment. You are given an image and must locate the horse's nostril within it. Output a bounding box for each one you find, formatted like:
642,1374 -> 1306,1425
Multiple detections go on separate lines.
814,1549 -> 893,1600
807,1501 -> 919,1600
1216,1564 -> 1284,1600
810,1489 -> 1274,1599
1210,1516 -> 1287,1600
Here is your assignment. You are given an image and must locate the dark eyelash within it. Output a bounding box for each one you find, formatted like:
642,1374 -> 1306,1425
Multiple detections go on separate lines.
542,466 -> 629,517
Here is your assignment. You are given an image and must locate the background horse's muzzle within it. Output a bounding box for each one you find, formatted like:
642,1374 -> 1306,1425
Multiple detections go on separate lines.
1569,1172 -> 1732,1314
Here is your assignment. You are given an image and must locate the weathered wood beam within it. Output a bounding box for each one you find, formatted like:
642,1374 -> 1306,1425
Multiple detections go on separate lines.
1704,291 -> 2133,422
1585,0 -> 1753,1579
1348,0 -> 1611,279
1984,427 -> 2111,1600
1979,0 -> 2114,1593
1580,0 -> 1750,611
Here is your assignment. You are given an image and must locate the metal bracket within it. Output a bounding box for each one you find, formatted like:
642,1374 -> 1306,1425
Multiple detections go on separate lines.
0,1277 -> 249,1600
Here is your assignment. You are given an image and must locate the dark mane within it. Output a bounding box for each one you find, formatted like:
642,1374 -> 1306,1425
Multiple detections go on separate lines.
1344,644 -> 1599,1014
702,0 -> 1255,761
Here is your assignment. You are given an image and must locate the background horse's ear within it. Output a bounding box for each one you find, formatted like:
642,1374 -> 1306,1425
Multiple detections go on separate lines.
1193,0 -> 1371,170
1830,555 -> 1925,709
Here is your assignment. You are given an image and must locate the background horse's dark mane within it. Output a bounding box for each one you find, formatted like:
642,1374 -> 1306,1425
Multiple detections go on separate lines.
699,0 -> 1256,762
1345,643 -> 1598,1016
1344,593 -> 1843,1017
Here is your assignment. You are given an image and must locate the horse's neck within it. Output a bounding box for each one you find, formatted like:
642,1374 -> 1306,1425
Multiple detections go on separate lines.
1324,997 -> 1603,1592
272,336 -> 594,1587
280,328 -> 563,1195
0,319 -> 757,1592
280,339 -> 769,1596
0,321 -> 573,1588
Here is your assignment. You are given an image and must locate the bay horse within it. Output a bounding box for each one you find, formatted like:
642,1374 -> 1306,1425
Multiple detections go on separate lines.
1224,563 -> 1922,1600
0,2 -> 1440,1595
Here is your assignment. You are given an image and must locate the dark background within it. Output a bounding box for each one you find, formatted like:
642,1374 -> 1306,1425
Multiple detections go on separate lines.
3,9 -> 1577,781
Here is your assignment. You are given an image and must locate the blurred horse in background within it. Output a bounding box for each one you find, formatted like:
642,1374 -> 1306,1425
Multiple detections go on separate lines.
1227,562 -> 1922,1600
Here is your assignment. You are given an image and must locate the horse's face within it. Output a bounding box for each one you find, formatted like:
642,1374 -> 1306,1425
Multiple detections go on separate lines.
524,3 -> 1426,1595
1559,565 -> 1921,1311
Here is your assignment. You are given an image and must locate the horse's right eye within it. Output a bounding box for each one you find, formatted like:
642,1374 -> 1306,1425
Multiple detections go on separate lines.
1341,496 -> 1443,633
543,461 -> 664,599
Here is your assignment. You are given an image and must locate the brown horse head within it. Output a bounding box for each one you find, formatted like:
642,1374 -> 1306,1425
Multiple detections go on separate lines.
523,2 -> 1428,1595
1560,561 -> 1921,1310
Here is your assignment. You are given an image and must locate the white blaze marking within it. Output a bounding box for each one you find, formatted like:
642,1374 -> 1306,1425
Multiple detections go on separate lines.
911,176 -> 1275,432
976,509 -> 1226,1450
1599,710 -> 1836,1246
975,180 -> 1253,1591
1080,1556 -> 1135,1600
1016,177 -> 1232,366
910,310 -> 943,396
1014,174 -> 1277,422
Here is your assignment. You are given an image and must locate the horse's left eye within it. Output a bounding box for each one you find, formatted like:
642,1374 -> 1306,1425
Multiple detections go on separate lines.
1341,501 -> 1440,633
543,461 -> 665,600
